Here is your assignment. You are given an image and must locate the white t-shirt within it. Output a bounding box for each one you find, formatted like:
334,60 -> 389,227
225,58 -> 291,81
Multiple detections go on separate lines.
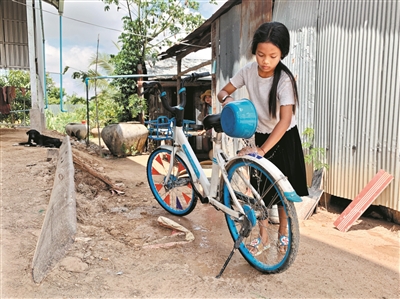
230,61 -> 297,134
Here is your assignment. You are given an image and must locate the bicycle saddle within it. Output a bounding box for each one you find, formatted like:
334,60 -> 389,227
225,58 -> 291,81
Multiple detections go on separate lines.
203,113 -> 223,133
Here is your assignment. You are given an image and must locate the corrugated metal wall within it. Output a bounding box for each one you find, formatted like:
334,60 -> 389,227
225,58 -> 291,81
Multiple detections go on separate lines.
215,3 -> 243,157
274,0 -> 400,210
273,0 -> 319,135
0,0 -> 29,69
215,0 -> 272,157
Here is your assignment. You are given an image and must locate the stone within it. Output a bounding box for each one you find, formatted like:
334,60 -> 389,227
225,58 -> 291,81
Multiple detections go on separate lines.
100,122 -> 148,157
59,256 -> 88,273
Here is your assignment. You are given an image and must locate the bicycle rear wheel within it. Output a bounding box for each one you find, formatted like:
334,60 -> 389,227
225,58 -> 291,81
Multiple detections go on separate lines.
223,157 -> 299,273
147,148 -> 197,216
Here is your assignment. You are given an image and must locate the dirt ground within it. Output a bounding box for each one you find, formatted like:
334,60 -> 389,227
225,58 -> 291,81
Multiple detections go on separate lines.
1,127 -> 399,299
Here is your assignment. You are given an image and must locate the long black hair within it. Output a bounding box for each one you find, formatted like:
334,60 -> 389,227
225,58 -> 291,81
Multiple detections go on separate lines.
251,22 -> 298,118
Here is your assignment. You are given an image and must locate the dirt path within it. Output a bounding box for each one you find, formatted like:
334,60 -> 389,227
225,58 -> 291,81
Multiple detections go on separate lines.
1,128 -> 399,298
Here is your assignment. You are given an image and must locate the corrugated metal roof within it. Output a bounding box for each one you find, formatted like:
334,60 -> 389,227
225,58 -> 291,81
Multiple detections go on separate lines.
159,0 -> 242,60
146,58 -> 211,76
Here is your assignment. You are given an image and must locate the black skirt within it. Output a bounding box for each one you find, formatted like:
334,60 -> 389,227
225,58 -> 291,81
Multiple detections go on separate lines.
255,126 -> 309,198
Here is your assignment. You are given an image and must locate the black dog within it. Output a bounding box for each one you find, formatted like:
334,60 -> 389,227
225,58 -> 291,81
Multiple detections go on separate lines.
19,129 -> 62,148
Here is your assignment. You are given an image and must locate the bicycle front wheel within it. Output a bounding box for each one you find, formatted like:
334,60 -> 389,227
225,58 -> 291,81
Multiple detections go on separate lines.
147,148 -> 197,216
223,157 -> 300,274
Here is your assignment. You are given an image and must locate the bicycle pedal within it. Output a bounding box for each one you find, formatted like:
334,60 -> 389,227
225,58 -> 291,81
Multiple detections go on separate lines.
199,196 -> 209,204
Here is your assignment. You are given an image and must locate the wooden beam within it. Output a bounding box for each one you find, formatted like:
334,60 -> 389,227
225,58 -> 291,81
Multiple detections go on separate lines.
333,170 -> 393,232
175,60 -> 212,78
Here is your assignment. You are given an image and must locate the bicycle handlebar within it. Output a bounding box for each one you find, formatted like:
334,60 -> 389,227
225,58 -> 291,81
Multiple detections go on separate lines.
179,72 -> 210,111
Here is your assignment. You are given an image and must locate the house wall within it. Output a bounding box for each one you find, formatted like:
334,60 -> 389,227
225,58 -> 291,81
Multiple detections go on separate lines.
214,0 -> 399,211
0,0 -> 29,69
214,0 -> 273,157
27,0 -> 46,130
1,0 -> 46,130
274,0 -> 399,211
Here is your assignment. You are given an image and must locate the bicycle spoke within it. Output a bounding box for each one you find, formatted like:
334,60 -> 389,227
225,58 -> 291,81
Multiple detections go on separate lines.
223,157 -> 299,273
147,148 -> 197,215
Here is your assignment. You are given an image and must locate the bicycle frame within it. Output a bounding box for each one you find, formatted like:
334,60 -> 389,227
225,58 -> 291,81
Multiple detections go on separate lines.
159,120 -> 302,221
159,123 -> 244,219
143,74 -> 302,212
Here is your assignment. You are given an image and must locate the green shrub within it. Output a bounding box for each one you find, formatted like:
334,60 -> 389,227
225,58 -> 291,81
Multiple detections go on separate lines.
45,109 -> 82,134
302,127 -> 329,171
45,92 -> 123,135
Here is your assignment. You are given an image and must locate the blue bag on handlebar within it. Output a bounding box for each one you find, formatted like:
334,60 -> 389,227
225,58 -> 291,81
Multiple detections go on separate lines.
221,99 -> 258,139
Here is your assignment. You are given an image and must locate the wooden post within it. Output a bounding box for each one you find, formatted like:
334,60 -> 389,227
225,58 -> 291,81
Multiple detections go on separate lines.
177,59 -> 182,104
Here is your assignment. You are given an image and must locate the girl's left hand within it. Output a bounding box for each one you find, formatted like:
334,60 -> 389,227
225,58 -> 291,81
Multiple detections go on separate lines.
221,96 -> 234,107
238,146 -> 255,156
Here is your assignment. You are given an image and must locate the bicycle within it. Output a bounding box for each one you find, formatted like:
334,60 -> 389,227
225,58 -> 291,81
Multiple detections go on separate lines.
143,72 -> 302,277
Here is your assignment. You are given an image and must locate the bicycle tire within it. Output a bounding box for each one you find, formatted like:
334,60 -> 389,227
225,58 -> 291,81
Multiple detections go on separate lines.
147,148 -> 197,216
222,157 -> 300,273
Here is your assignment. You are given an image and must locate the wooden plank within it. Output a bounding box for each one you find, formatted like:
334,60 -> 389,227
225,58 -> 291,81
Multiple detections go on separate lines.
295,192 -> 321,220
72,149 -> 124,194
333,170 -> 393,232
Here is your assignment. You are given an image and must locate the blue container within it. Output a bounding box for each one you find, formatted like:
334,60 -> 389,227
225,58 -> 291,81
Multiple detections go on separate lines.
221,99 -> 258,139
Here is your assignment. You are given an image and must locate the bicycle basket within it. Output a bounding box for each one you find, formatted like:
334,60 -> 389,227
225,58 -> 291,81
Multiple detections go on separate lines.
220,99 -> 258,139
145,116 -> 173,140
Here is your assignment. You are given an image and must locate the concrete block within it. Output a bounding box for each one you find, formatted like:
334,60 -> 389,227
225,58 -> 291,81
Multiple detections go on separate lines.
32,135 -> 76,283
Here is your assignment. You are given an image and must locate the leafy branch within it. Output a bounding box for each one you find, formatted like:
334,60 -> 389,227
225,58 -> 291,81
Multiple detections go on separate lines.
302,127 -> 329,171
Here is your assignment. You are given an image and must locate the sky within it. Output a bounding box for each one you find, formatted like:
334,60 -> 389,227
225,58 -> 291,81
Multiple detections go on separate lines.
42,0 -> 226,98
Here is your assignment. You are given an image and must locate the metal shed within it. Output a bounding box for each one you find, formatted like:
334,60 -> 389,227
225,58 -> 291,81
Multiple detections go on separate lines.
1,0 -> 64,130
160,0 -> 399,215
273,0 -> 399,214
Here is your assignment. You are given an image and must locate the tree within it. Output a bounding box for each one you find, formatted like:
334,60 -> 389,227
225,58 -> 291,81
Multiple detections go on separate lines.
46,75 -> 66,105
101,0 -> 213,122
64,53 -> 128,126
63,52 -> 114,92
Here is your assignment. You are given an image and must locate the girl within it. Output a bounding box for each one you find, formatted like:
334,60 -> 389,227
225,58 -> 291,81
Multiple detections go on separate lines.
217,22 -> 308,256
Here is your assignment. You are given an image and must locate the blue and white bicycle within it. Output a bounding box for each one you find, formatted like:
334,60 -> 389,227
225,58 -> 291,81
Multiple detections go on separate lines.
144,72 -> 301,277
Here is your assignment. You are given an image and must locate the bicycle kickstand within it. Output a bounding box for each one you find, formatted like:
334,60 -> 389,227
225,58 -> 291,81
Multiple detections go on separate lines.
215,245 -> 240,278
216,216 -> 252,278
